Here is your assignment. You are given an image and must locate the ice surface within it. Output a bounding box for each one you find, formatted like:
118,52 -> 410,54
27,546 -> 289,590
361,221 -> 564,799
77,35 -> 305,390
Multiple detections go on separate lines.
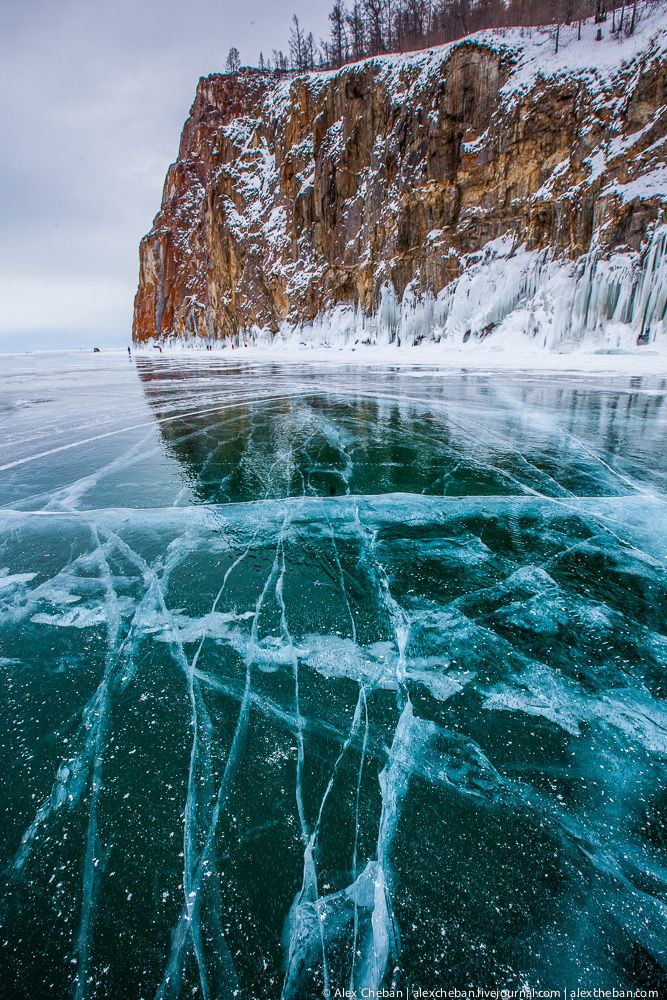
0,353 -> 666,998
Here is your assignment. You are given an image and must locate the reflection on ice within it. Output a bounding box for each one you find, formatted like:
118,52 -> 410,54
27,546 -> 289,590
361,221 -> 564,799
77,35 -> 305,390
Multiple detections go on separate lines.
0,356 -> 666,998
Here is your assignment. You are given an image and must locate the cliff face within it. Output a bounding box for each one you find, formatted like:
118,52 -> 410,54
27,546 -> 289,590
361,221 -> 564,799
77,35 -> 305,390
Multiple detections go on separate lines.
133,9 -> 667,346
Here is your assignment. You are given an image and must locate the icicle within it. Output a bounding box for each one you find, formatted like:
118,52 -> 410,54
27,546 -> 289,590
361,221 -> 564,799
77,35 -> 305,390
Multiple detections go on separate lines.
201,223 -> 667,355
378,284 -> 400,345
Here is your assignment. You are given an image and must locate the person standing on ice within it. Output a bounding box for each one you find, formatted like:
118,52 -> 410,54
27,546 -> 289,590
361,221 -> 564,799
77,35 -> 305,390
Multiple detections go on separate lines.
127,346 -> 132,359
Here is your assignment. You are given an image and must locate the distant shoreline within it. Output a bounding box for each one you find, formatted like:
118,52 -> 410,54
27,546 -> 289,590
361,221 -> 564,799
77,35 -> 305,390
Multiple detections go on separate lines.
3,343 -> 667,377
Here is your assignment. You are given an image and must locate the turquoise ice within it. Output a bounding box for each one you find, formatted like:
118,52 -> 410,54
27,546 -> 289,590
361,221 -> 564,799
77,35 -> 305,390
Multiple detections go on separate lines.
0,353 -> 666,998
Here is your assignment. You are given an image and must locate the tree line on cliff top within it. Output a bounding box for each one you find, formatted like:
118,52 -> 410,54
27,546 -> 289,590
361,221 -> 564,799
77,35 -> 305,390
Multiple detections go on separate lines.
225,0 -> 650,74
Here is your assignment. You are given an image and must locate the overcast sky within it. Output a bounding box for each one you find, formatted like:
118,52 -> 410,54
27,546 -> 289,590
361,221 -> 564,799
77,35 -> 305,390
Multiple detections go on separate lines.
0,0 -> 331,350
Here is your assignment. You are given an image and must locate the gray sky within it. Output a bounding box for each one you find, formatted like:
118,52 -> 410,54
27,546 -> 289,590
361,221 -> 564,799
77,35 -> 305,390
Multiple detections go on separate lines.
0,0 -> 330,350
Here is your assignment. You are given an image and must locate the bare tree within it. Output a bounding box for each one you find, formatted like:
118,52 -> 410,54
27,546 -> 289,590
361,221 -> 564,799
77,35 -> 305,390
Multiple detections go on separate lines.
306,31 -> 317,69
405,0 -> 426,43
629,0 -> 638,34
272,48 -> 290,71
329,1 -> 348,66
225,46 -> 241,73
290,14 -> 308,70
361,0 -> 386,54
386,0 -> 395,49
347,1 -> 366,58
453,0 -> 469,36
552,0 -> 563,52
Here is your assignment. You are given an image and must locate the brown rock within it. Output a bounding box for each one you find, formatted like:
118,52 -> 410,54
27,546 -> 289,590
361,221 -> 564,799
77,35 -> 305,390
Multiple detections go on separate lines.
133,30 -> 667,343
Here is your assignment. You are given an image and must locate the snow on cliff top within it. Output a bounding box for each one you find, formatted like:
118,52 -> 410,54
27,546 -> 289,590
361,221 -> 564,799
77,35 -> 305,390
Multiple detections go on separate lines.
286,0 -> 667,102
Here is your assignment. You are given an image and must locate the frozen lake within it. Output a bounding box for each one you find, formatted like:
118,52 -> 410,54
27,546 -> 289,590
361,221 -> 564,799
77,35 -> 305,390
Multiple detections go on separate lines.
1,352 -> 667,998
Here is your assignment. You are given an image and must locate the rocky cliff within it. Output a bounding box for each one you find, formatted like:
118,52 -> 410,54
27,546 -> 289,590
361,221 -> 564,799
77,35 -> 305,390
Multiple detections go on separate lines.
133,5 -> 667,349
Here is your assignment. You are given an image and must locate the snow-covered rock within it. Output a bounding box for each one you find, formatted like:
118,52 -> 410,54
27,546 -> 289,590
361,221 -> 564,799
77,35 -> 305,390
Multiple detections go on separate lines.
133,3 -> 667,352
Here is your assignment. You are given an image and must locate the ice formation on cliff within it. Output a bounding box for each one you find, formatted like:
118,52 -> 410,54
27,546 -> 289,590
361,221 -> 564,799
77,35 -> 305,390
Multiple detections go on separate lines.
231,223 -> 667,352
